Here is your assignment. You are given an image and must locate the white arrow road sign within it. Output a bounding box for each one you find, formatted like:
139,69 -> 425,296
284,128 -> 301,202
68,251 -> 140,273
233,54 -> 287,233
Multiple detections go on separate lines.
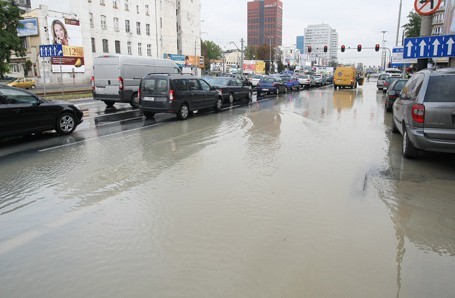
419,40 -> 427,57
447,38 -> 454,55
432,39 -> 440,56
406,40 -> 413,57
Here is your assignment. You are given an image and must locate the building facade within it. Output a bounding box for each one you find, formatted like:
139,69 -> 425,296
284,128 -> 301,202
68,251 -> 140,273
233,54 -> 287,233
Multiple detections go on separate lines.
304,24 -> 338,66
10,0 -> 201,85
296,36 -> 304,54
247,0 -> 283,48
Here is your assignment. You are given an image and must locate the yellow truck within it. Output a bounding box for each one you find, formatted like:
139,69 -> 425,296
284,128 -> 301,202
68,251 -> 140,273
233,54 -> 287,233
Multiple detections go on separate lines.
334,66 -> 363,89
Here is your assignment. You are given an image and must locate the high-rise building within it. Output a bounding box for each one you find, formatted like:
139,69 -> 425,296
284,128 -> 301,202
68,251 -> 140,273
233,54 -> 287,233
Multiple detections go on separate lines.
296,36 -> 305,54
304,24 -> 338,66
247,0 -> 283,48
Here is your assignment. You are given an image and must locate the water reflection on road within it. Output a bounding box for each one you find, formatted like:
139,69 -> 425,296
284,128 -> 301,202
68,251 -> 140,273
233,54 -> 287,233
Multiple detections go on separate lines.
0,83 -> 454,297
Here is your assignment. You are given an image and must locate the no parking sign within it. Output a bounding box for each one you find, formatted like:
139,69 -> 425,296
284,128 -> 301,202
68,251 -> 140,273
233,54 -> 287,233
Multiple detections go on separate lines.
414,0 -> 442,16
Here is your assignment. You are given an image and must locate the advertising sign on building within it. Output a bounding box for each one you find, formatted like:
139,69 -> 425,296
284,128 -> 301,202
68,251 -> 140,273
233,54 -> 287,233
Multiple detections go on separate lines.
47,18 -> 85,73
17,18 -> 39,37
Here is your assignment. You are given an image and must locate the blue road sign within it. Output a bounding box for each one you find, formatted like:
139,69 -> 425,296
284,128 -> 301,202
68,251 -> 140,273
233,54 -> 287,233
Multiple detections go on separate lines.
403,34 -> 455,59
39,44 -> 63,58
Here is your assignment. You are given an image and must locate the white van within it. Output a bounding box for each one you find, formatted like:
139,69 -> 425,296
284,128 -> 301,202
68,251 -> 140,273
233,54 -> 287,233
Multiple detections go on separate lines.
92,55 -> 181,108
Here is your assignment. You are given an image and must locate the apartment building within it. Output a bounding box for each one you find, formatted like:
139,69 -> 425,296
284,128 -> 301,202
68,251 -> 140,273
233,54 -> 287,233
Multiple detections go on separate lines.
304,24 -> 338,66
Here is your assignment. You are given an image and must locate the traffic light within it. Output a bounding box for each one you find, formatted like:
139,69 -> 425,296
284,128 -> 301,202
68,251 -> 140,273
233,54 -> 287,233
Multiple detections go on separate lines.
323,45 -> 328,53
341,45 -> 345,52
308,46 -> 312,53
357,44 -> 362,52
375,44 -> 380,52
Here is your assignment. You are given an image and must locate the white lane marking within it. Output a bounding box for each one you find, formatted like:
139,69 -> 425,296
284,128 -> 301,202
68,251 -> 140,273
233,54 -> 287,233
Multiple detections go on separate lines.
38,122 -> 163,152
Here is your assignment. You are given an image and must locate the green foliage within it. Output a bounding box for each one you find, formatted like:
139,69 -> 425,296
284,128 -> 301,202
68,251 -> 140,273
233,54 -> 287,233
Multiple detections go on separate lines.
0,0 -> 26,78
24,59 -> 32,76
202,40 -> 222,60
244,46 -> 255,60
402,11 -> 421,38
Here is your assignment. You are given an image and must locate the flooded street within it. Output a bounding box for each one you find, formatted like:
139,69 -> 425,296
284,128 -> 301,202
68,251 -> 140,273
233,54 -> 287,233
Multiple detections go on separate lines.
1,82 -> 454,297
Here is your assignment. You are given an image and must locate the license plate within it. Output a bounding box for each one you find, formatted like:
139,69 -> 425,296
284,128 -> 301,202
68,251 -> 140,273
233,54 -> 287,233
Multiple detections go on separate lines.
143,96 -> 155,101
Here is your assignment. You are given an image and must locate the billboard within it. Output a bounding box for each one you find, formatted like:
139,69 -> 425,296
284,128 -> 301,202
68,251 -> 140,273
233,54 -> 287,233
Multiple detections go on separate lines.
47,18 -> 85,73
17,18 -> 38,37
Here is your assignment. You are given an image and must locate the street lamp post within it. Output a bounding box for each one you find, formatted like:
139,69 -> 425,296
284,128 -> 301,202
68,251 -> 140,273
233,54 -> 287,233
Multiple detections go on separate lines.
268,37 -> 273,74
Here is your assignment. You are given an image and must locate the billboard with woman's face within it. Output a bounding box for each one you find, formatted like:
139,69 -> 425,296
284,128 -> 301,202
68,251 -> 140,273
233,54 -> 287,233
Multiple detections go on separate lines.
47,17 -> 85,73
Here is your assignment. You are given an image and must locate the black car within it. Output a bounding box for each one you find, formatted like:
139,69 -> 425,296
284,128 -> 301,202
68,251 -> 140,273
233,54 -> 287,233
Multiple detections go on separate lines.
203,76 -> 252,103
0,85 -> 83,138
139,74 -> 222,120
384,79 -> 407,112
218,73 -> 251,87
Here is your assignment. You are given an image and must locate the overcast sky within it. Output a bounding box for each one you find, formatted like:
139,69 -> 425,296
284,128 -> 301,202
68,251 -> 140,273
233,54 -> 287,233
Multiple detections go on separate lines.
201,0 -> 417,67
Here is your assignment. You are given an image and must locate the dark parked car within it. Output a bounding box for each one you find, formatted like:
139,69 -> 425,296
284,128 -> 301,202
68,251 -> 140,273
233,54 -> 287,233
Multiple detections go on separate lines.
218,73 -> 251,87
0,85 -> 83,138
382,76 -> 399,93
280,75 -> 300,91
203,76 -> 252,103
256,76 -> 287,96
385,79 -> 407,112
392,68 -> 455,158
139,74 -> 222,120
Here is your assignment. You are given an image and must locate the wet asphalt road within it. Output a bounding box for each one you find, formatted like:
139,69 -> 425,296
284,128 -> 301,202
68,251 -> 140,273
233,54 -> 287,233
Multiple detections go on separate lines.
0,81 -> 454,297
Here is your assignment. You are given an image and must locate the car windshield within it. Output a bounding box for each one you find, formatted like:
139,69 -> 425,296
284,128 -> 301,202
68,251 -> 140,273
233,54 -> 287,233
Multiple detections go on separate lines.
203,77 -> 230,86
424,76 -> 455,102
280,76 -> 291,81
260,77 -> 275,83
142,79 -> 168,94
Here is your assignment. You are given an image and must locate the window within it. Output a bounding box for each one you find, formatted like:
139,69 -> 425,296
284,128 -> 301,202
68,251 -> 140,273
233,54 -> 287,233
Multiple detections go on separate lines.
138,42 -> 142,56
145,4 -> 149,15
147,44 -> 151,56
114,17 -> 119,31
125,20 -> 130,33
200,80 -> 211,91
173,79 -> 188,91
113,0 -> 117,9
1,88 -> 39,104
136,22 -> 141,35
124,0 -> 129,10
89,13 -> 94,28
100,0 -> 105,5
115,40 -> 121,53
101,15 -> 107,30
146,24 -> 150,36
102,39 -> 109,53
127,41 -> 132,55
91,38 -> 96,52
188,79 -> 200,91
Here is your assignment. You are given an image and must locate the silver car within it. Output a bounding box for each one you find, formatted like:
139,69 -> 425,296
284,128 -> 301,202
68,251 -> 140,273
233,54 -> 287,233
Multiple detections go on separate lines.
392,68 -> 455,159
376,73 -> 390,90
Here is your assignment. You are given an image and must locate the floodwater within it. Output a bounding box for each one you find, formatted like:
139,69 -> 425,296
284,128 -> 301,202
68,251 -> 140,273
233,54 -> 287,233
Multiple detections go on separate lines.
1,82 -> 454,297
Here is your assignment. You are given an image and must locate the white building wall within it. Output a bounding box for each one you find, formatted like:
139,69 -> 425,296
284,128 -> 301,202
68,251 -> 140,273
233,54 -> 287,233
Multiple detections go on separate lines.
27,0 -> 200,85
304,24 -> 338,66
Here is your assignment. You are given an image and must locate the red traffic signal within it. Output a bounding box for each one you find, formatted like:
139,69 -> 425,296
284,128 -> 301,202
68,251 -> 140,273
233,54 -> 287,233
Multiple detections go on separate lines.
357,44 -> 362,52
375,44 -> 380,52
308,46 -> 312,53
323,45 -> 328,53
341,45 -> 345,52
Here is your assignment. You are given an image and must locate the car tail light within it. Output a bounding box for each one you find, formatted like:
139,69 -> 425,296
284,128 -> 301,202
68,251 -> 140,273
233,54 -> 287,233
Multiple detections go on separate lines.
411,104 -> 425,123
169,89 -> 174,101
118,76 -> 124,90
91,76 -> 95,90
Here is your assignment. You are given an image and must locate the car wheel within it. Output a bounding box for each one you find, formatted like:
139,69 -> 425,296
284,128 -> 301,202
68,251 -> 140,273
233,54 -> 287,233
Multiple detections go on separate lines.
143,111 -> 155,119
177,103 -> 189,120
229,93 -> 234,104
402,128 -> 418,159
56,113 -> 76,135
130,93 -> 139,109
334,85 -> 337,89
103,100 -> 115,108
214,97 -> 223,112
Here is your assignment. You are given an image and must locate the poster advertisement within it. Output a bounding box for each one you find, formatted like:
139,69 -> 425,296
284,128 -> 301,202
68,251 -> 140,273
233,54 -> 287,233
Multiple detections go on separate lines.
17,18 -> 38,37
47,17 -> 85,73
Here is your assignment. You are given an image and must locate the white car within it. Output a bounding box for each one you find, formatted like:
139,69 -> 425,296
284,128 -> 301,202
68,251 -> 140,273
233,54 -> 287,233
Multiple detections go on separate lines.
297,74 -> 315,89
249,74 -> 263,87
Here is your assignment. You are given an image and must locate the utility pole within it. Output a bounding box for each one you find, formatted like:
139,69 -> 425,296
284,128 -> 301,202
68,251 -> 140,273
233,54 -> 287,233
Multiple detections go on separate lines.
396,0 -> 402,46
240,38 -> 244,75
268,37 -> 273,74
381,30 -> 387,70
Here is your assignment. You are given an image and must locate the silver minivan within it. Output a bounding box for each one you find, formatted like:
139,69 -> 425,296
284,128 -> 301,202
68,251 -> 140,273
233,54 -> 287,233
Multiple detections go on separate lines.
92,55 -> 181,108
392,68 -> 455,158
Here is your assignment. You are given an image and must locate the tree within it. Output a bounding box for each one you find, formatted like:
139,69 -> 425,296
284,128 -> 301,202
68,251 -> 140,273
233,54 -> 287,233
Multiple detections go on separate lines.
244,46 -> 256,60
402,11 -> 421,38
201,40 -> 222,71
0,0 -> 26,78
